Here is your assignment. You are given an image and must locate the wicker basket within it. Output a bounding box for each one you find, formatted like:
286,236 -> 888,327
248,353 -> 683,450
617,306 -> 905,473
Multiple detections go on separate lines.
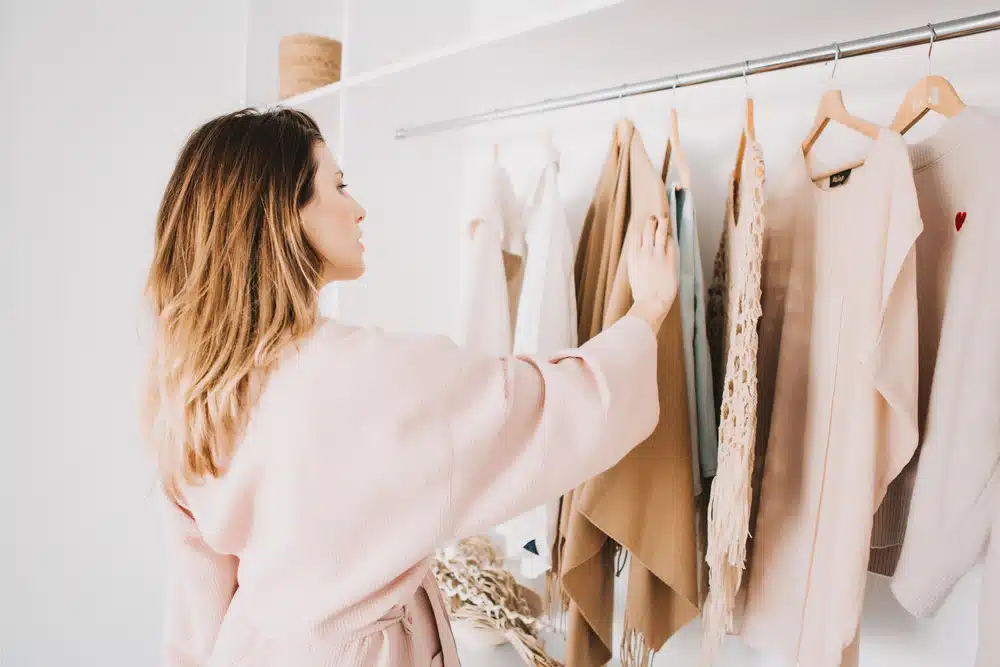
279,34 -> 342,100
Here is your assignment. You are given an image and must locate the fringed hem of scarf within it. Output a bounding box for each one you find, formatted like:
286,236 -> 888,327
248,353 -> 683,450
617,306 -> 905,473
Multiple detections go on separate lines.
620,625 -> 656,667
433,537 -> 562,667
701,540 -> 745,665
701,137 -> 766,667
544,570 -> 570,635
702,412 -> 758,663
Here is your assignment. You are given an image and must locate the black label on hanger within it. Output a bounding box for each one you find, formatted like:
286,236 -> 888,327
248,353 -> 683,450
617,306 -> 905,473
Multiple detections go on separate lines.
829,169 -> 852,188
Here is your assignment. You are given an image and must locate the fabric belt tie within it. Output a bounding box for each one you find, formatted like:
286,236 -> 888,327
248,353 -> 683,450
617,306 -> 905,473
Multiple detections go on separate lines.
364,604 -> 413,667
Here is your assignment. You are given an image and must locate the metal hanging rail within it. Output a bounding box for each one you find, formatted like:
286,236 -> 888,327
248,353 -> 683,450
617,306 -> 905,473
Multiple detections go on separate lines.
395,10 -> 1000,139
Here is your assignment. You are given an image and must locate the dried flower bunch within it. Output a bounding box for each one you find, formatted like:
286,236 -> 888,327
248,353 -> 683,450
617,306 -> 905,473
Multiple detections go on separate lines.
432,537 -> 562,667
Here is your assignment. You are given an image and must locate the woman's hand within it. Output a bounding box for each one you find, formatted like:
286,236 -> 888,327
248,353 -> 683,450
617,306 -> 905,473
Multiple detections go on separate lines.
626,214 -> 679,336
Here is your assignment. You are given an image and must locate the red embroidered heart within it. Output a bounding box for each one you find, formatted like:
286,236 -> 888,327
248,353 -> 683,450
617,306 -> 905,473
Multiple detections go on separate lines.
955,211 -> 967,231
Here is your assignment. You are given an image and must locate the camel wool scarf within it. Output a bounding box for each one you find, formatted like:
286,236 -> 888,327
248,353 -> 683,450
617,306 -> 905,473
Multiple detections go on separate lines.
551,120 -> 700,667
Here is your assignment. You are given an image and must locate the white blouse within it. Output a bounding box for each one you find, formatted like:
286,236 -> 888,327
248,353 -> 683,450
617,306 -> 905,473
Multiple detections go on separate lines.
457,147 -> 578,579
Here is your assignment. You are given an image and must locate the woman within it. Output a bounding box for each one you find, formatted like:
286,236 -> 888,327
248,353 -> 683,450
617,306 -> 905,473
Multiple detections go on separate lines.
145,108 -> 679,667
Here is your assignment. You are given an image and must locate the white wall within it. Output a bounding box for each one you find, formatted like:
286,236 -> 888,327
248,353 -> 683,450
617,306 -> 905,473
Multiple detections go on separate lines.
0,1 -> 245,665
2,1 -> 998,666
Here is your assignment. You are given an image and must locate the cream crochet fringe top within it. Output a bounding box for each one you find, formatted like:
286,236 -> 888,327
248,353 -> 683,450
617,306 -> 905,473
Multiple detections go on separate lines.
702,136 -> 766,665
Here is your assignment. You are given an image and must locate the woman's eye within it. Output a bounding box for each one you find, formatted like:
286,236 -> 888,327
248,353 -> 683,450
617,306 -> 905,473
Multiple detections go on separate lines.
337,183 -> 348,192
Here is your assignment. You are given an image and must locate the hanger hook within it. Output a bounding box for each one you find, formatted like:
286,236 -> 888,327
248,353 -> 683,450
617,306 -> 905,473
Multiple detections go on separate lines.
616,83 -> 628,118
742,60 -> 750,93
831,43 -> 841,79
927,23 -> 937,74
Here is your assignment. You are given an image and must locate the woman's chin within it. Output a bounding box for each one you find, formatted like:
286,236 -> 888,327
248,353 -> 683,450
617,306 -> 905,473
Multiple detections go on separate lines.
323,260 -> 365,284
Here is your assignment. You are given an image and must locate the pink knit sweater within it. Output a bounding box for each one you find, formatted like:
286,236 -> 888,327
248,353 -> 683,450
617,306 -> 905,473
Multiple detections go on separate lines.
160,314 -> 660,667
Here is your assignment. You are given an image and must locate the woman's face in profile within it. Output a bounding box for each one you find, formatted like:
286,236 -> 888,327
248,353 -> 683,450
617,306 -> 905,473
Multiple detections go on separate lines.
300,142 -> 367,284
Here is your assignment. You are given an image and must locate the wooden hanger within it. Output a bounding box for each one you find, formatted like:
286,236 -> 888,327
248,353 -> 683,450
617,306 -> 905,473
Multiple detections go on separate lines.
890,75 -> 965,134
731,62 -> 756,177
745,96 -> 756,142
801,89 -> 880,156
661,78 -> 692,190
802,45 -> 879,157
802,89 -> 881,182
662,107 -> 693,189
892,25 -> 965,134
734,97 -> 756,178
615,117 -> 632,144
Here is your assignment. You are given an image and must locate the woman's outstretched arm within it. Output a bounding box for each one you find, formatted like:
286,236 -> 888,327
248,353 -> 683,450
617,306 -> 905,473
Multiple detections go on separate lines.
441,311 -> 660,540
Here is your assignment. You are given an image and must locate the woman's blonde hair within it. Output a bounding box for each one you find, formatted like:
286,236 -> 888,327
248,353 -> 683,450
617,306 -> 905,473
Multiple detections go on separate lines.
144,107 -> 325,492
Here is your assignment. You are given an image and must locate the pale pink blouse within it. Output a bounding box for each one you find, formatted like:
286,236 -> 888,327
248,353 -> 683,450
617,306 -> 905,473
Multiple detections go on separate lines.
741,131 -> 922,667
161,314 -> 660,667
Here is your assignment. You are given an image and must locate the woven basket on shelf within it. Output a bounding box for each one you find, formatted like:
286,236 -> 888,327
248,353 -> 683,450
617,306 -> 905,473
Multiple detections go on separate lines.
279,34 -> 342,100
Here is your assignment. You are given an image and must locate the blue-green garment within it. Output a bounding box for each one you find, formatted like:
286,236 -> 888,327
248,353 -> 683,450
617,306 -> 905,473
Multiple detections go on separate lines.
669,186 -> 718,490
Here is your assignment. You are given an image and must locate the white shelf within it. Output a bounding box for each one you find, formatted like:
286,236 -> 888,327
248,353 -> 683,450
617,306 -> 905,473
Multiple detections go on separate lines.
273,0 -> 990,123
278,80 -> 344,108
251,0 -> 992,117
274,0 -> 625,108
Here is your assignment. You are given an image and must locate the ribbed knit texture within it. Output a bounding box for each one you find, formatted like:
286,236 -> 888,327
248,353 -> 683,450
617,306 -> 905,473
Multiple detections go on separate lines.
162,314 -> 662,667
883,108 -> 1000,667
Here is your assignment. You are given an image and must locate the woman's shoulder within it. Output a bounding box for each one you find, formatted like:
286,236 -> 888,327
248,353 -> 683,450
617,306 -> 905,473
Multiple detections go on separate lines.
304,318 -> 466,380
312,317 -> 456,350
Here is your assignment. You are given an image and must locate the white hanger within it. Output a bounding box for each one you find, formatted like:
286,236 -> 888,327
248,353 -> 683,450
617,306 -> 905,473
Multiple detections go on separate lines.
542,127 -> 559,170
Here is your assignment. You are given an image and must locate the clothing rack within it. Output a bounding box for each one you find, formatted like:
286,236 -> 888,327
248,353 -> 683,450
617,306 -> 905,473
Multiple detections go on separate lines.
394,10 -> 1000,140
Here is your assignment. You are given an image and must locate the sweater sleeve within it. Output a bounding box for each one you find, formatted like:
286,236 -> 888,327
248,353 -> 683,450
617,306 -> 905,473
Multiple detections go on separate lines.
871,152 -> 923,502
160,491 -> 238,667
443,313 -> 660,540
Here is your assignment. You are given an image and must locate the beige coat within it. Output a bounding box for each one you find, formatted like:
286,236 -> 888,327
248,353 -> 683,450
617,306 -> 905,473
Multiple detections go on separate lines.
554,120 -> 699,667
